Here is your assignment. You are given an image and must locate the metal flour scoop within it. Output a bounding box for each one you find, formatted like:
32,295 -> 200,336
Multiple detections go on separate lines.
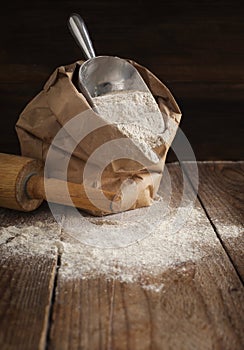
68,13 -> 163,115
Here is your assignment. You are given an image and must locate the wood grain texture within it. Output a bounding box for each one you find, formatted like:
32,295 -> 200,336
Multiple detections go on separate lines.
27,175 -> 119,215
0,254 -> 57,350
47,163 -> 244,350
49,260 -> 244,350
0,0 -> 243,159
184,161 -> 244,280
0,206 -> 59,350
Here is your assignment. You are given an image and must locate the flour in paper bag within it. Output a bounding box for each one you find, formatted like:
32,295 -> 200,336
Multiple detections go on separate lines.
93,90 -> 165,162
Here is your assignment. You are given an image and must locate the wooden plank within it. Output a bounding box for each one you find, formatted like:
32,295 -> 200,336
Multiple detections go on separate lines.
48,277 -> 112,350
0,206 -> 59,350
48,163 -> 244,350
0,255 -> 57,350
184,161 -> 244,280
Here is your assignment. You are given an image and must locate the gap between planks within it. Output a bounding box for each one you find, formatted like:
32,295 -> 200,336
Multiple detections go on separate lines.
42,161 -> 244,349
46,163 -> 244,349
195,192 -> 243,285
45,252 -> 62,350
182,161 -> 244,285
2,162 -> 239,349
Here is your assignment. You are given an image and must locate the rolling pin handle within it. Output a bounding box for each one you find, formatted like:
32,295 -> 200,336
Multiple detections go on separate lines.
0,153 -> 43,212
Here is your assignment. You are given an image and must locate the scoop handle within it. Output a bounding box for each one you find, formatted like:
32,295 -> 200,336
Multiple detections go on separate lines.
68,13 -> 96,60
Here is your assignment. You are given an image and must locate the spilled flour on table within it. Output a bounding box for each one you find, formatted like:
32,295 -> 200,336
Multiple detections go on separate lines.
0,222 -> 59,257
1,203 -> 238,285
211,221 -> 244,239
57,206 -> 221,282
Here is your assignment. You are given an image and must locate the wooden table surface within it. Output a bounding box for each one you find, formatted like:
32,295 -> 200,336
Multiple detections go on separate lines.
0,161 -> 243,350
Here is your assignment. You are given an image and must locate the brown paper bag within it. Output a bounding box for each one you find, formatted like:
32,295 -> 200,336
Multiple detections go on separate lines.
16,59 -> 181,215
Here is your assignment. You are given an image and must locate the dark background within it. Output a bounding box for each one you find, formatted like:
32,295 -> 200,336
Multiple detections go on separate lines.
0,0 -> 243,161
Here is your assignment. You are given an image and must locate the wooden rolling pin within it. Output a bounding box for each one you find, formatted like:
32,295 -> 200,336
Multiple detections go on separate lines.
0,153 -> 119,214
